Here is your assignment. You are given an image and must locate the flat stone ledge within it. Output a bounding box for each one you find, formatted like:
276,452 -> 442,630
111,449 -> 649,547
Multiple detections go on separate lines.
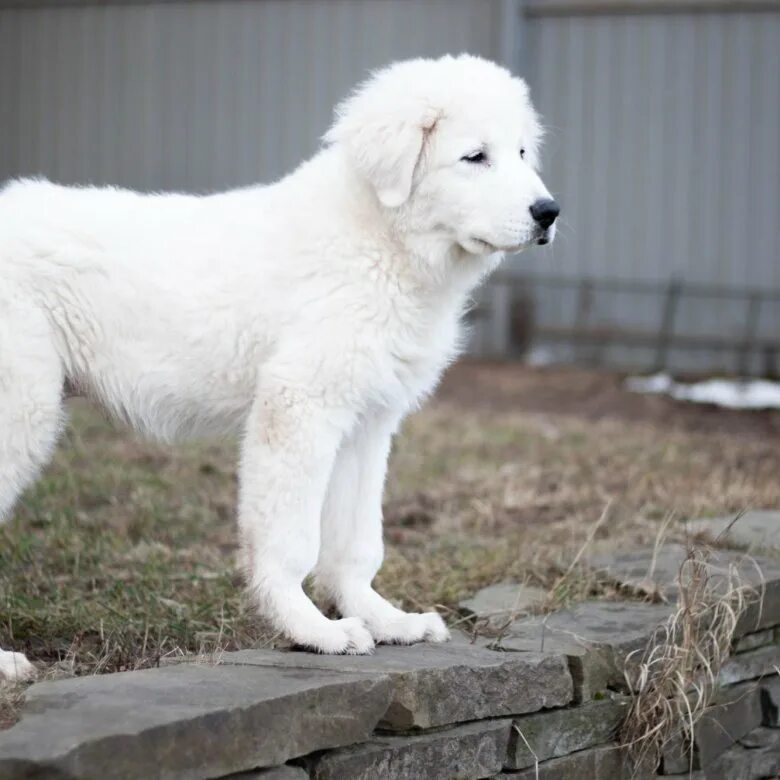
686,510 -> 780,552
591,544 -> 780,636
760,675 -> 780,726
494,601 -> 673,701
217,639 -> 573,730
220,767 -> 308,779
733,627 -> 776,653
734,725 -> 780,777
719,643 -> 780,686
661,682 -> 763,773
459,583 -> 547,626
0,663 -> 392,780
303,718 -> 512,780
507,695 -> 630,770
667,726 -> 780,779
496,743 -> 653,780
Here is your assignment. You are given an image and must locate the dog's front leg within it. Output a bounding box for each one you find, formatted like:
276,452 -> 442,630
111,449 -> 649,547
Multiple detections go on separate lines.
239,390 -> 373,654
315,412 -> 450,645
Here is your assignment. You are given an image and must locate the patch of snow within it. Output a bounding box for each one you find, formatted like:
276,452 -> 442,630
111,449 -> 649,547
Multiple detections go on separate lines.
670,379 -> 780,410
624,372 -> 674,394
626,374 -> 780,410
526,346 -> 556,366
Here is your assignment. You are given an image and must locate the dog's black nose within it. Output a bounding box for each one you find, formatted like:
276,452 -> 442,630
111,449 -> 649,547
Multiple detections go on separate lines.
529,199 -> 560,229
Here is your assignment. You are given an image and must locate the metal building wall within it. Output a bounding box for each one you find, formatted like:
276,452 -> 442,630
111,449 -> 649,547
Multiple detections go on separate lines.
0,0 -> 504,192
524,3 -> 780,289
1,0 -> 777,373
514,1 -> 780,372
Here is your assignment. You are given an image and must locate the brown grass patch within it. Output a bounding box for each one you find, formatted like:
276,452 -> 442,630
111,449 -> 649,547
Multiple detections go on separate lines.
1,362 -> 778,699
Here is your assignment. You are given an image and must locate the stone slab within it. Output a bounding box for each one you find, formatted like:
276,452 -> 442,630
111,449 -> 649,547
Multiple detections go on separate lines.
494,601 -> 673,701
459,583 -> 547,626
759,674 -> 780,726
719,643 -> 780,685
221,767 -> 308,780
217,639 -> 573,730
733,627 -> 775,653
507,695 -> 630,770
591,544 -> 780,636
0,662 -> 392,780
497,743 -> 653,780
662,682 -> 763,773
703,726 -> 780,780
304,718 -> 512,780
687,510 -> 780,552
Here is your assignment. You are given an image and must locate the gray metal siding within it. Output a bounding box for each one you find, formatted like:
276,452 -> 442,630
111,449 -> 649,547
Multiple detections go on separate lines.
1,0 -> 778,373
517,6 -> 780,371
524,8 -> 780,289
0,0 -> 503,192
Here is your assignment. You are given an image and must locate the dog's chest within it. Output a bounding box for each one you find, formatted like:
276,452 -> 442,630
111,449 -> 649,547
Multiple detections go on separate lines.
369,294 -> 463,408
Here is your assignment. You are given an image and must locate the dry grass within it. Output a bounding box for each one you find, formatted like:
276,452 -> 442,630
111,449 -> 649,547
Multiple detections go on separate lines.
1,363 -> 778,689
0,682 -> 26,731
619,543 -> 758,772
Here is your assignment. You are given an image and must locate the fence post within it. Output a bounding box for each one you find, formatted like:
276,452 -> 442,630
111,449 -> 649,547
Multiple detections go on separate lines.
488,282 -> 512,356
764,346 -> 778,380
573,278 -> 594,364
653,278 -> 682,373
738,293 -> 762,377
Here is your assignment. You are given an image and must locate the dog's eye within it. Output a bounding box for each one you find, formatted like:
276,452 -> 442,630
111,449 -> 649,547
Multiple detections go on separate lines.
520,148 -> 526,159
461,151 -> 487,164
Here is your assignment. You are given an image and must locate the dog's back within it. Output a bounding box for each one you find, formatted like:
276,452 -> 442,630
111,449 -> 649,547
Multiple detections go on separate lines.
0,179 -> 265,444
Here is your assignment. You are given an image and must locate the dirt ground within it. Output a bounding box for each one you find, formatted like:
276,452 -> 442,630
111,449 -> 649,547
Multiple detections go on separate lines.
438,361 -> 780,437
2,360 -> 778,686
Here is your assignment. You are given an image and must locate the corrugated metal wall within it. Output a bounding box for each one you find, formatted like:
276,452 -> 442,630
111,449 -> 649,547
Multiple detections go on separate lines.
525,5 -> 780,289
516,2 -> 780,372
1,0 -> 777,373
0,0 -> 503,192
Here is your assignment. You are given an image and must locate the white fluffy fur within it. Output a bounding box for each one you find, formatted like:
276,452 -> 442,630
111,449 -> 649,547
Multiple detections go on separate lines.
0,55 -> 556,675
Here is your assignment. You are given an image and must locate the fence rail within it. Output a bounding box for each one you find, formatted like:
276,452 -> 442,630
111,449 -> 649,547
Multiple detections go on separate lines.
470,273 -> 780,377
525,0 -> 780,16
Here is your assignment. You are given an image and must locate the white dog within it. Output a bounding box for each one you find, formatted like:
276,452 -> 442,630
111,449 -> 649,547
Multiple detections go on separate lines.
0,54 -> 558,679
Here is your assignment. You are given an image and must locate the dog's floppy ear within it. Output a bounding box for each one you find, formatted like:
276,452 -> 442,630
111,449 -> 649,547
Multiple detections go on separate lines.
325,79 -> 439,208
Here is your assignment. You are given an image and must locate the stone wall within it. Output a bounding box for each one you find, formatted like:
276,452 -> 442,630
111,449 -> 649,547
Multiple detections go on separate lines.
1,538 -> 779,779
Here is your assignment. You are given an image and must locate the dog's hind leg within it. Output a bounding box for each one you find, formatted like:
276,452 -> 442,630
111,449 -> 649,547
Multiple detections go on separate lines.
0,300 -> 65,680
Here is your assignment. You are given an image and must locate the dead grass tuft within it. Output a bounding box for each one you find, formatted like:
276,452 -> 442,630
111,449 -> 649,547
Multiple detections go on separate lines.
0,682 -> 27,730
619,543 -> 758,773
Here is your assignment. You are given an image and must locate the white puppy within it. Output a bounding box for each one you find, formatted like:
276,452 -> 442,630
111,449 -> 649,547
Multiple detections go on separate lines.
0,54 -> 558,677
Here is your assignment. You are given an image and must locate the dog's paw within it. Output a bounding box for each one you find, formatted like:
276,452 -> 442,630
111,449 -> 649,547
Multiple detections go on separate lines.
296,617 -> 375,655
369,611 -> 451,645
0,650 -> 36,682
419,612 -> 451,643
337,617 -> 377,655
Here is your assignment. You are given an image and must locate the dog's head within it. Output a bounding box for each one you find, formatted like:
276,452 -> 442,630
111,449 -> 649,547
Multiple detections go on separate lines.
326,55 -> 558,257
